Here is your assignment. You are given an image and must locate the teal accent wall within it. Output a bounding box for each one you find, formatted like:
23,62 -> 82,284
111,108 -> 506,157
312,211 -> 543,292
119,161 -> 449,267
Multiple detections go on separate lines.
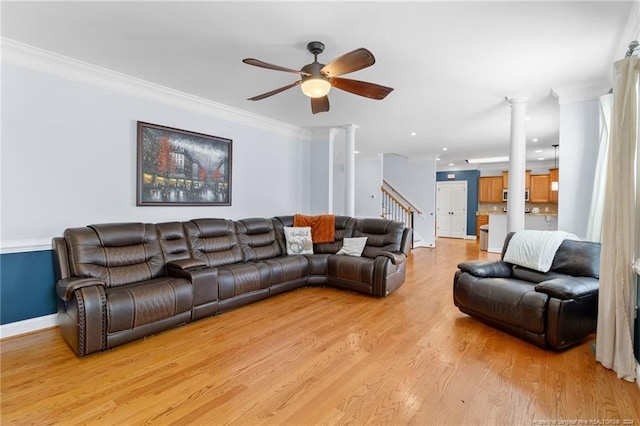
436,170 -> 480,236
0,250 -> 56,324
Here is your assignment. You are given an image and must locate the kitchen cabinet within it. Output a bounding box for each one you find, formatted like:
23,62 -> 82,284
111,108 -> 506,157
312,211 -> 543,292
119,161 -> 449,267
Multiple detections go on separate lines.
549,168 -> 559,203
529,174 -> 550,203
502,170 -> 531,189
478,176 -> 503,203
476,214 -> 488,238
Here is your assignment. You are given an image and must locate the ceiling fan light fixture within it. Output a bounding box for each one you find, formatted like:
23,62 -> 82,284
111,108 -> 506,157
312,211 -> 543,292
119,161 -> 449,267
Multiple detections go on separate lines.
243,41 -> 391,112
301,77 -> 331,98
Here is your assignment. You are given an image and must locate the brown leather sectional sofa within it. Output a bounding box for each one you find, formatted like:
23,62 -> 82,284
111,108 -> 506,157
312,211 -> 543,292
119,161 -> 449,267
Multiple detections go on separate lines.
53,216 -> 412,356
453,232 -> 601,350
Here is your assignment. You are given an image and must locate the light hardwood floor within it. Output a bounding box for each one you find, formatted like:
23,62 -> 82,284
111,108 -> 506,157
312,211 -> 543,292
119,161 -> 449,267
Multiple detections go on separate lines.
2,238 -> 639,425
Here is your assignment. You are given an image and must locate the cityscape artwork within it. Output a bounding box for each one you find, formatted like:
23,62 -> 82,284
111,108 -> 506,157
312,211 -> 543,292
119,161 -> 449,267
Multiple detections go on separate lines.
137,121 -> 232,206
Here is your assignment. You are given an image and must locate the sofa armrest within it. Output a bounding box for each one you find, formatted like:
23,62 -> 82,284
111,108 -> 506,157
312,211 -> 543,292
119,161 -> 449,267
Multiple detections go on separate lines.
457,260 -> 512,278
400,228 -> 413,256
377,251 -> 406,265
167,258 -> 208,270
167,265 -> 219,308
535,276 -> 599,300
56,277 -> 105,302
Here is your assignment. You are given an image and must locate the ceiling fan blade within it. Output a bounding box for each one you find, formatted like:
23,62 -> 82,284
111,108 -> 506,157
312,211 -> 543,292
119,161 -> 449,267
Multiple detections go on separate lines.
243,58 -> 310,76
321,48 -> 375,77
330,77 -> 393,100
247,81 -> 301,101
311,96 -> 330,114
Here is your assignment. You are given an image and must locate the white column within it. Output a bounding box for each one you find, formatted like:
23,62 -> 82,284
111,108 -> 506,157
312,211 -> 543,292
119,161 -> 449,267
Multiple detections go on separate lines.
506,97 -> 528,233
343,124 -> 358,217
326,127 -> 340,214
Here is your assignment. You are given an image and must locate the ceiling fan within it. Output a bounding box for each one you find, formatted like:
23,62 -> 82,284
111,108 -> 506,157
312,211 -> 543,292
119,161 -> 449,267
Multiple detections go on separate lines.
242,41 -> 394,114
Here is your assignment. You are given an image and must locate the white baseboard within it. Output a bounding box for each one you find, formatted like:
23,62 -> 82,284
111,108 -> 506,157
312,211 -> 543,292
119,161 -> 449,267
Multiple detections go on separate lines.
465,235 -> 477,240
0,314 -> 58,339
413,241 -> 435,248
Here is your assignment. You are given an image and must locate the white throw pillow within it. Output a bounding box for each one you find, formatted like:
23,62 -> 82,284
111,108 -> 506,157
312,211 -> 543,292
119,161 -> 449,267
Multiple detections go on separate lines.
336,237 -> 368,257
283,227 -> 314,255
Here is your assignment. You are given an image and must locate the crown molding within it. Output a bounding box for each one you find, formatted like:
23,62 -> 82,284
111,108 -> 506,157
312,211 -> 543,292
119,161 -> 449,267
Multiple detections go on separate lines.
551,81 -> 611,105
1,38 -> 310,140
555,2 -> 639,102
615,0 -> 640,60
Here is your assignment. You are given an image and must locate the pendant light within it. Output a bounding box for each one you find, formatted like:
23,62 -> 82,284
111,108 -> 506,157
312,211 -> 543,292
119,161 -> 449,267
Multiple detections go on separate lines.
551,144 -> 559,191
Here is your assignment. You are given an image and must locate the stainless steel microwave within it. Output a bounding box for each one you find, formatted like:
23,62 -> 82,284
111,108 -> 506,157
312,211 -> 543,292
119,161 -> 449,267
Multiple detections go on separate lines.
502,189 -> 529,202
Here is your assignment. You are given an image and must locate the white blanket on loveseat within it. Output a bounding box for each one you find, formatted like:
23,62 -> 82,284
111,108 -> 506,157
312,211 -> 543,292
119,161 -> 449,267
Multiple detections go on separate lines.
502,230 -> 579,272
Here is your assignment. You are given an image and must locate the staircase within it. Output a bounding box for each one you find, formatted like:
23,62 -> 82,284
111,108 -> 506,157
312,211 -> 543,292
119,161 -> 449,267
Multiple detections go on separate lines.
381,180 -> 424,246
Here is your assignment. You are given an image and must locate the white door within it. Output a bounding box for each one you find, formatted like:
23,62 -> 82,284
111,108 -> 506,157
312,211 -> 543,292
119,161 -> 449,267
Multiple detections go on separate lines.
436,183 -> 452,237
436,181 -> 467,238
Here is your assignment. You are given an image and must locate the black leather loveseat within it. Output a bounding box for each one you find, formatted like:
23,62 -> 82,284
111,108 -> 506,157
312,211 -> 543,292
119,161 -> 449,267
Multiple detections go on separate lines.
53,215 -> 412,356
453,232 -> 601,350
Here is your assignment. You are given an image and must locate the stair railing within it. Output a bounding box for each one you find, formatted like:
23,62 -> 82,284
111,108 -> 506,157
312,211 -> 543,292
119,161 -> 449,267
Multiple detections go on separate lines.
380,180 -> 423,232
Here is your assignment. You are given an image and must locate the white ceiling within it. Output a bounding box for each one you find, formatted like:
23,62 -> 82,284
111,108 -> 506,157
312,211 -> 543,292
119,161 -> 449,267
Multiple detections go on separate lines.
1,1 -> 636,169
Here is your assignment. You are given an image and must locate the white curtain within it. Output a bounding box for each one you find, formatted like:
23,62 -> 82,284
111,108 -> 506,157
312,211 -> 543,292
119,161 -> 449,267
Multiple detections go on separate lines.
595,54 -> 639,382
586,94 -> 612,242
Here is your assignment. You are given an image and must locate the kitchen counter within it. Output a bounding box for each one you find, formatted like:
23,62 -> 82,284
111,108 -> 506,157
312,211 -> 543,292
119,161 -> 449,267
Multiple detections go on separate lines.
486,213 -> 558,253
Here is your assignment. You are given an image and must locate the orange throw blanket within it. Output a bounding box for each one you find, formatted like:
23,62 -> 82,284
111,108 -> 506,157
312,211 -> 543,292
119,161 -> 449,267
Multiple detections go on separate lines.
293,214 -> 335,243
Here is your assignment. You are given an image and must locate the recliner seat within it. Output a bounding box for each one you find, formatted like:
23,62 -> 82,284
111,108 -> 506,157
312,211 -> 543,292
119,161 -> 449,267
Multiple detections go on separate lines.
56,223 -> 193,355
453,232 -> 601,350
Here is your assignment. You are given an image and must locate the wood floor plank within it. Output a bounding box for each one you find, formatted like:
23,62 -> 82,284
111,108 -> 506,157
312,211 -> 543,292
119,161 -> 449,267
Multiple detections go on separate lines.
2,238 -> 639,425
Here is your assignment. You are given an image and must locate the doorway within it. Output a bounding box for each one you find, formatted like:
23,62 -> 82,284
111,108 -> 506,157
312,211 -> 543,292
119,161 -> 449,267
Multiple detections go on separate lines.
436,181 -> 467,238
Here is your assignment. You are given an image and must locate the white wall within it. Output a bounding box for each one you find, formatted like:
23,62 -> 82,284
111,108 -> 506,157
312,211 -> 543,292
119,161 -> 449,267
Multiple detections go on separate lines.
408,156 -> 437,247
382,153 -> 409,189
309,131 -> 333,215
558,99 -> 600,238
355,156 -> 383,218
381,153 -> 437,247
1,61 -> 311,247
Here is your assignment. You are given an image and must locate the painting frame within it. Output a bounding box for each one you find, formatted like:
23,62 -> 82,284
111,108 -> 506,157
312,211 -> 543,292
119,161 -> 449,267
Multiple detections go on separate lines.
136,121 -> 232,206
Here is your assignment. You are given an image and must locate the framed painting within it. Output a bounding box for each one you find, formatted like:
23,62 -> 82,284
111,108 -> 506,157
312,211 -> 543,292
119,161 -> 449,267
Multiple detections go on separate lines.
137,121 -> 232,206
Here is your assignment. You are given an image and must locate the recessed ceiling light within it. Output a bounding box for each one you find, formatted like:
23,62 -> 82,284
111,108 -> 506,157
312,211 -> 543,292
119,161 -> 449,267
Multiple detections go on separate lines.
411,132 -> 417,136
538,157 -> 545,161
526,116 -> 531,121
535,149 -> 543,153
448,163 -> 454,166
443,148 -> 448,151
354,150 -> 360,154
436,157 -> 441,161
532,138 -> 539,142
